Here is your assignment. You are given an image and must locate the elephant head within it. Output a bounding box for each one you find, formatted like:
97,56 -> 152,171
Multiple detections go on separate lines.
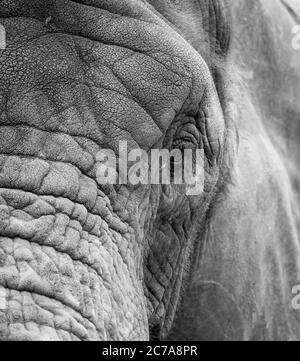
0,0 -> 230,340
1,0 -> 300,342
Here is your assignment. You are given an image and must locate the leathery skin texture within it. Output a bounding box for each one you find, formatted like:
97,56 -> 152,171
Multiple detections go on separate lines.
0,0 -> 230,340
2,0 -> 300,342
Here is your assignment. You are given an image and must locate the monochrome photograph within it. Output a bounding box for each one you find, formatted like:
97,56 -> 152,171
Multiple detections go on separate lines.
0,0 -> 300,343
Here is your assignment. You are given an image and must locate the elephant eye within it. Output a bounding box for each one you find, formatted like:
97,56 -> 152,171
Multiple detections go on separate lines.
163,106 -> 220,175
160,114 -> 202,181
164,115 -> 200,151
173,121 -> 200,150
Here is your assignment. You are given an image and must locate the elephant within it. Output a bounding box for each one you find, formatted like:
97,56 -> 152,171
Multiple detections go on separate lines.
0,0 -> 300,341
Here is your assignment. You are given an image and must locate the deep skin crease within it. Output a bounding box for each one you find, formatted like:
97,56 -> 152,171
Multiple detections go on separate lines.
0,0 -> 299,341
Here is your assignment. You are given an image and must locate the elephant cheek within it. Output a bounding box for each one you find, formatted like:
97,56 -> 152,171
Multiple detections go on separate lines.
0,155 -> 148,341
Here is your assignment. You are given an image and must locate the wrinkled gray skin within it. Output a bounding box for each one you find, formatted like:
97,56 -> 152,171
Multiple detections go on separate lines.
0,0 -> 299,341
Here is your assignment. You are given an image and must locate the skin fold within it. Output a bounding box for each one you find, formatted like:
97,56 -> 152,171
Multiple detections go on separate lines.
0,0 -> 299,341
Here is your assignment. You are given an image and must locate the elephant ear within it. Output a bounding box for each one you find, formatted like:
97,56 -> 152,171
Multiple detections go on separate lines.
167,280 -> 245,341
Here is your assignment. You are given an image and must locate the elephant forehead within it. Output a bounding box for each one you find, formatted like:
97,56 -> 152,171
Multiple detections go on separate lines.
0,20 -> 166,151
0,0 -> 224,152
47,0 -> 212,119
